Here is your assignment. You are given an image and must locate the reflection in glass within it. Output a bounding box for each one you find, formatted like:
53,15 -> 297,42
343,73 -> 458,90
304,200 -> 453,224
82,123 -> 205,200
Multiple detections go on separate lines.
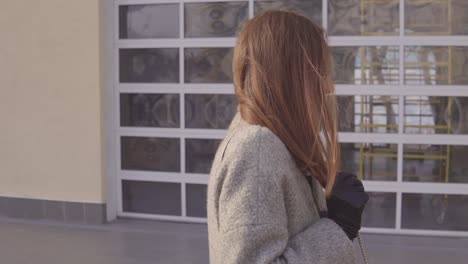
186,139 -> 221,174
403,144 -> 468,183
340,143 -> 397,181
404,96 -> 468,135
405,0 -> 468,35
185,2 -> 248,37
402,193 -> 468,231
121,136 -> 180,172
119,4 -> 179,39
328,0 -> 399,36
122,180 -> 181,215
120,48 -> 179,83
337,95 -> 399,133
185,94 -> 237,129
362,192 -> 396,228
186,184 -> 208,218
404,46 -> 468,85
120,93 -> 179,128
254,0 -> 322,25
332,46 -> 399,84
185,48 -> 233,83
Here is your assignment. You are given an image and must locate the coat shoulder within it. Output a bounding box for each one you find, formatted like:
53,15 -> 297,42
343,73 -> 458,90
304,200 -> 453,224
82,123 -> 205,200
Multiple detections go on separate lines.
221,123 -> 296,177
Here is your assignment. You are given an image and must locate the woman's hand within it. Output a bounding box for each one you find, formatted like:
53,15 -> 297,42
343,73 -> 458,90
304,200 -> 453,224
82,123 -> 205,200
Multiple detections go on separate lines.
326,172 -> 369,240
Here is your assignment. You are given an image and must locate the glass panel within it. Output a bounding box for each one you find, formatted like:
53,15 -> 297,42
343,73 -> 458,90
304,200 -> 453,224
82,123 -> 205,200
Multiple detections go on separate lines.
402,193 -> 468,231
254,0 -> 322,25
404,96 -> 468,135
122,180 -> 181,216
119,48 -> 179,83
328,0 -> 399,36
405,0 -> 468,35
119,4 -> 179,39
185,94 -> 237,129
403,144 -> 468,183
186,138 -> 222,174
121,136 -> 180,172
337,95 -> 399,133
186,184 -> 208,218
362,192 -> 396,228
331,46 -> 399,84
185,2 -> 248,38
184,48 -> 233,83
340,143 -> 398,181
404,46 -> 468,85
120,93 -> 179,128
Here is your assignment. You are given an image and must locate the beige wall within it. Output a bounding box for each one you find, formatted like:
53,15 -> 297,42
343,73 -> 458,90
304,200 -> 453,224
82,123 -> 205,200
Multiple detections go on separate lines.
0,0 -> 104,202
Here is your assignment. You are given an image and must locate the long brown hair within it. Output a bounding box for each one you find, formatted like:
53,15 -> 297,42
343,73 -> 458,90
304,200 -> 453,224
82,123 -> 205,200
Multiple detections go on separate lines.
233,10 -> 339,196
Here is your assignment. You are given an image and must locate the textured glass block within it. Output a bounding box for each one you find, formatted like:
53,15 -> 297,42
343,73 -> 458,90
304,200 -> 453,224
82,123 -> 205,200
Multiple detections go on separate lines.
121,136 -> 180,172
404,96 -> 468,135
337,95 -> 399,133
185,2 -> 248,37
254,0 -> 322,25
120,93 -> 179,128
403,144 -> 468,183
185,94 -> 237,129
186,138 -> 222,174
402,193 -> 468,231
404,46 -> 468,85
362,192 -> 396,228
120,48 -> 179,83
119,4 -> 179,39
184,48 -> 233,83
340,143 -> 398,181
122,180 -> 181,216
405,0 -> 468,35
328,0 -> 399,36
186,184 -> 208,218
332,46 -> 399,84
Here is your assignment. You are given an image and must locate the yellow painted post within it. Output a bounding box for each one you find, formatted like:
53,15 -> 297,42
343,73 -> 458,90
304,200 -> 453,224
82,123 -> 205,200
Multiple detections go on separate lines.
370,96 -> 374,133
360,96 -> 365,132
360,0 -> 365,35
359,143 -> 365,180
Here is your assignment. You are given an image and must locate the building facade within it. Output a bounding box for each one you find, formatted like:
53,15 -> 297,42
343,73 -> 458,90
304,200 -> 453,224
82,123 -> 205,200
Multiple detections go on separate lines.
1,0 -> 468,236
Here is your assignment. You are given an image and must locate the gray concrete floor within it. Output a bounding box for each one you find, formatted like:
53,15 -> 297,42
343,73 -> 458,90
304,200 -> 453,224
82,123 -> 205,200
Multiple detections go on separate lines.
1,217 -> 467,264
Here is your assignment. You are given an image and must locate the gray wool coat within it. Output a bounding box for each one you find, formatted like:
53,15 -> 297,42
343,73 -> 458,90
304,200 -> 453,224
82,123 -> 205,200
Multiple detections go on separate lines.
207,113 -> 356,264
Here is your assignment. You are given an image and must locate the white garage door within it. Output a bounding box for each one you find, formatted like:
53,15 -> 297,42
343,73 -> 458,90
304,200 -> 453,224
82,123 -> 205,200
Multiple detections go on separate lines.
105,0 -> 468,236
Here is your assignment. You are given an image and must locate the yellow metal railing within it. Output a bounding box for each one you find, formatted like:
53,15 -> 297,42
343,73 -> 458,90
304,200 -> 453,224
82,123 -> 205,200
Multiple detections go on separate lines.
352,0 -> 454,184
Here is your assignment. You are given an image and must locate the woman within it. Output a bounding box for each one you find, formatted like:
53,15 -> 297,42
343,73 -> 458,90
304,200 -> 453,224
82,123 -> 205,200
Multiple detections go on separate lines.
207,10 -> 368,264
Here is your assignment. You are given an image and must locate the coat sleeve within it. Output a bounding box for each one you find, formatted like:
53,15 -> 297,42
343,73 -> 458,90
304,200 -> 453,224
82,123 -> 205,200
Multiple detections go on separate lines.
216,136 -> 356,264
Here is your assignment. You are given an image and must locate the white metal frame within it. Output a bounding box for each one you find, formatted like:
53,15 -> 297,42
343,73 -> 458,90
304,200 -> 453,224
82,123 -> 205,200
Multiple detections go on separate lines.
103,0 -> 468,236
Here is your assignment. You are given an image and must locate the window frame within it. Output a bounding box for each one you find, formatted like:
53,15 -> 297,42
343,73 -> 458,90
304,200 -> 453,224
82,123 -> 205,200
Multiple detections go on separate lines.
102,0 -> 468,237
